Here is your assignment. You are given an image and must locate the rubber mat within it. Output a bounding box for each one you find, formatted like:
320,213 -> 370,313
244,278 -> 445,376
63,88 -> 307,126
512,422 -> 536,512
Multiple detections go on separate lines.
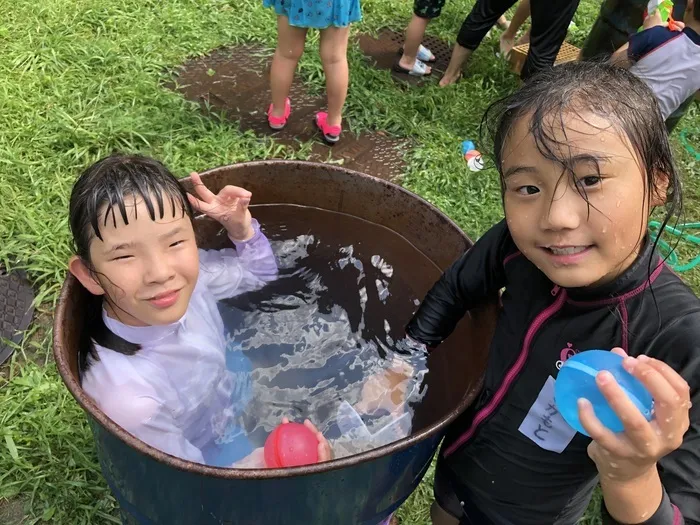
358,29 -> 453,85
169,45 -> 409,181
0,499 -> 25,525
0,268 -> 35,366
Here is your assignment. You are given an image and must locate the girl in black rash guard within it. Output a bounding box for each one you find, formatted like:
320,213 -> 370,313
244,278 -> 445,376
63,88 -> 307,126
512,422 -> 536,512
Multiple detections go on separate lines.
406,62 -> 700,525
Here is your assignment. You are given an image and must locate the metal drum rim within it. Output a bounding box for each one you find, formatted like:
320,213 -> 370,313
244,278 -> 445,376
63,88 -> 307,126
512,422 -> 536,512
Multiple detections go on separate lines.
53,159 -> 484,480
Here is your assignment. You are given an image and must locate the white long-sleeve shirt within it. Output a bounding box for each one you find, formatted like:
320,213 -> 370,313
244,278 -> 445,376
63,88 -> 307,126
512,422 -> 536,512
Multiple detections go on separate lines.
82,220 -> 278,465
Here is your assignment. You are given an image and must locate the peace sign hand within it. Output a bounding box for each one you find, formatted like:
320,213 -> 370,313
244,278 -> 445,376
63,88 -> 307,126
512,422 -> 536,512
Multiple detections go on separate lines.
187,172 -> 254,241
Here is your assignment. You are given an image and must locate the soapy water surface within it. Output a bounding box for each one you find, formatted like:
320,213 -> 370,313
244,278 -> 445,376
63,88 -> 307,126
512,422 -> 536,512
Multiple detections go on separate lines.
215,205 -> 438,460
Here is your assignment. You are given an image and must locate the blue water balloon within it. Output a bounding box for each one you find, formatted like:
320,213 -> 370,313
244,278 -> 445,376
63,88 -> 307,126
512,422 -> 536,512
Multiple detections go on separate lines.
554,350 -> 654,436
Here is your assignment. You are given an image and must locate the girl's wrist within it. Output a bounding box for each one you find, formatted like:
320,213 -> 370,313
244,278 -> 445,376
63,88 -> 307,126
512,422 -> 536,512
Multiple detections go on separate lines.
600,466 -> 663,523
227,225 -> 254,242
227,219 -> 258,243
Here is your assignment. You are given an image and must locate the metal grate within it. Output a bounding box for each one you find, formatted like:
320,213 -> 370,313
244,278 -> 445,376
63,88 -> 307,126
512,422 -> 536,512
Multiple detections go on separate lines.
358,29 -> 453,85
508,41 -> 581,75
168,45 -> 410,181
0,269 -> 35,366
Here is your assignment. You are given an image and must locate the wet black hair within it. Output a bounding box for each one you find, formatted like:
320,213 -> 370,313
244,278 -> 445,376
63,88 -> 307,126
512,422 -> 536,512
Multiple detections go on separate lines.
694,0 -> 699,21
69,153 -> 194,373
481,61 -> 683,313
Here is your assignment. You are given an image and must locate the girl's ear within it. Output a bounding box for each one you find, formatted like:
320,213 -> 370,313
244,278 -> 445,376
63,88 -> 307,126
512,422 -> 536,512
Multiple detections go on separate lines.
69,255 -> 106,296
651,171 -> 670,207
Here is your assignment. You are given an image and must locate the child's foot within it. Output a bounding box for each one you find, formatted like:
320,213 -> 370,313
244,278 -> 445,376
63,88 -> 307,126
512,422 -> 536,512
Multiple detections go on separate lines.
399,44 -> 436,63
439,70 -> 462,87
314,112 -> 341,145
267,98 -> 291,130
500,34 -> 516,56
497,15 -> 511,30
394,59 -> 432,77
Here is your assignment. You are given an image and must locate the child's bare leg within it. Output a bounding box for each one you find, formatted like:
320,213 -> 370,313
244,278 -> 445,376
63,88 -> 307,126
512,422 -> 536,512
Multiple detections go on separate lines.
516,27 -> 531,45
399,14 -> 432,73
430,501 -> 461,525
500,0 -> 531,54
497,14 -> 510,29
439,44 -> 472,86
270,16 -> 308,117
319,25 -> 350,128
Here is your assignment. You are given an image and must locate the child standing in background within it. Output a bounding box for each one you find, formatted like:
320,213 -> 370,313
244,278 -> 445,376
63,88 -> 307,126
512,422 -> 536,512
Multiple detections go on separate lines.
610,0 -> 700,128
396,0 -> 511,77
264,0 -> 361,144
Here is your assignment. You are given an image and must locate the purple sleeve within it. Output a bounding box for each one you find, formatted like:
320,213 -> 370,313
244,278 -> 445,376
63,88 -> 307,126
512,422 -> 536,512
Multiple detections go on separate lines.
198,219 -> 278,300
628,26 -> 678,62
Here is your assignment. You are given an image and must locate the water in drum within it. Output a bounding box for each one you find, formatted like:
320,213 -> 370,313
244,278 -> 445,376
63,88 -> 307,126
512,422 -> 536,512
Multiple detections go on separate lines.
215,204 -> 438,461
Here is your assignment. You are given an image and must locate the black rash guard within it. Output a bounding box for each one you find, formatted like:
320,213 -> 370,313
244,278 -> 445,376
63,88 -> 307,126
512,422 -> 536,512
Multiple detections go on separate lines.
407,220 -> 700,525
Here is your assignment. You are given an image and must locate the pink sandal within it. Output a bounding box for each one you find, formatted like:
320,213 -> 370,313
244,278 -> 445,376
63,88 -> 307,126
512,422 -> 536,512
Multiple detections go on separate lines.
314,112 -> 342,145
267,98 -> 291,130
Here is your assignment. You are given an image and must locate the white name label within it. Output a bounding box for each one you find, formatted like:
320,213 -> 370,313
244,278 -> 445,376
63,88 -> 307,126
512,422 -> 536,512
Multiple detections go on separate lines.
518,376 -> 577,453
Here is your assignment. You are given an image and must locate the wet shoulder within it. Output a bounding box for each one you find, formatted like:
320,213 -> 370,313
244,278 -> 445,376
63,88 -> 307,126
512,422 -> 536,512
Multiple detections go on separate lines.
83,345 -> 163,401
634,266 -> 700,383
647,265 -> 700,320
82,347 -> 164,431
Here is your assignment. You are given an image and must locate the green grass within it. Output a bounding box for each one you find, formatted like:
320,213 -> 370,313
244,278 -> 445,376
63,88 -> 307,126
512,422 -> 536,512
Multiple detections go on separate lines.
0,0 -> 698,523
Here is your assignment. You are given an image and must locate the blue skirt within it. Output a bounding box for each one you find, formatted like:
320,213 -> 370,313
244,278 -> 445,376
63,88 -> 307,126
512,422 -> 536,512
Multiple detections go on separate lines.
264,0 -> 362,29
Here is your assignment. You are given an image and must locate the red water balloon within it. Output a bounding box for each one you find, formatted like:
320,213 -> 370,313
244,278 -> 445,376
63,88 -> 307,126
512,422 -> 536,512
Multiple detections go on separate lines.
263,422 -> 320,468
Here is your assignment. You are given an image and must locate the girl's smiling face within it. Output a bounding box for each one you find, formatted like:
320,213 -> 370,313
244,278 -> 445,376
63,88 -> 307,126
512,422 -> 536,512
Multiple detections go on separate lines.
70,194 -> 200,327
501,111 -> 665,289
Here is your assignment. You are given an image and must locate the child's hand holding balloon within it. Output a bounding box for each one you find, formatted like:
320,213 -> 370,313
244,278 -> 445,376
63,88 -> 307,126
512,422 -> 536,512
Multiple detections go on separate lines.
578,348 -> 691,484
287,417 -> 333,463
232,418 -> 332,469
263,417 -> 332,469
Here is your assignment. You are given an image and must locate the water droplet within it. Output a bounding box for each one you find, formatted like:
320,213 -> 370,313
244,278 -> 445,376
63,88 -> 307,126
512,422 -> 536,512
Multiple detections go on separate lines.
616,201 -> 621,208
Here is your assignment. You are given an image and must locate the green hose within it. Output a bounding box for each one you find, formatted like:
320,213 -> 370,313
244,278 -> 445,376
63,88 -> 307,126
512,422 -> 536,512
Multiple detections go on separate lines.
649,221 -> 700,272
649,129 -> 700,272
680,129 -> 700,160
